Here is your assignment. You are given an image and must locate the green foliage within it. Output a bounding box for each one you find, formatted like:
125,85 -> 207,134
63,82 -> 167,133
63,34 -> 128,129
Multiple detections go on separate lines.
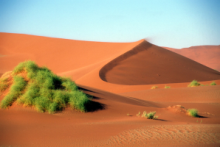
0,76 -> 27,108
188,80 -> 200,87
13,62 -> 26,74
13,60 -> 38,75
62,77 -> 78,91
68,91 -> 90,112
210,81 -> 216,86
0,82 -> 9,92
141,111 -> 158,119
164,85 -> 171,89
0,61 -> 90,113
136,111 -> 141,116
0,78 -> 9,92
151,86 -> 158,89
187,109 -> 198,117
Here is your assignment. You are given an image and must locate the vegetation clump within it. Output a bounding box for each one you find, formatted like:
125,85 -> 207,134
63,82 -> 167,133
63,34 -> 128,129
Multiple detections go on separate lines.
188,80 -> 200,87
187,109 -> 198,117
136,111 -> 141,116
210,81 -> 216,86
0,61 -> 91,113
1,76 -> 27,108
151,86 -> 158,89
164,85 -> 171,89
0,77 -> 9,92
141,111 -> 158,119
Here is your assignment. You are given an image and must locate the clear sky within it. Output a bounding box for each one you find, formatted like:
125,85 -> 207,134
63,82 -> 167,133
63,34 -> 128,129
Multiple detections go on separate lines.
0,0 -> 220,48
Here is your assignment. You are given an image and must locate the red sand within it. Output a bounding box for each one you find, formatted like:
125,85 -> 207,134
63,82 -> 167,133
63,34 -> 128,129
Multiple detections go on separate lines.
0,33 -> 220,147
100,40 -> 220,85
165,45 -> 220,71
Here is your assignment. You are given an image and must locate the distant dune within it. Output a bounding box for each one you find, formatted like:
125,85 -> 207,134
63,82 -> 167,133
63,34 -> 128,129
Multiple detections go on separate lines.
165,45 -> 220,71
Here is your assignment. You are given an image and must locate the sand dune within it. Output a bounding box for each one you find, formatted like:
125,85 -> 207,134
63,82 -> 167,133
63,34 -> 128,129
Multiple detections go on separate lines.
0,32 -> 130,78
100,40 -> 220,85
0,33 -> 220,147
166,45 -> 220,71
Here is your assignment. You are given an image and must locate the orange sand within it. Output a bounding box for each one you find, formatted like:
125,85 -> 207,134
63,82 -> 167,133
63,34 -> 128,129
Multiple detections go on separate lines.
0,33 -> 220,147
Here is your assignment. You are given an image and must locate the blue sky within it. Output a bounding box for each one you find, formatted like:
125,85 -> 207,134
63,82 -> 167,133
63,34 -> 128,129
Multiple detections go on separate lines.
0,0 -> 220,48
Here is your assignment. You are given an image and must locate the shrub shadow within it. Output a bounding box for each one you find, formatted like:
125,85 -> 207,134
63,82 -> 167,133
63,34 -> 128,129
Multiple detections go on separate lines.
154,119 -> 167,121
85,100 -> 105,112
196,115 -> 208,118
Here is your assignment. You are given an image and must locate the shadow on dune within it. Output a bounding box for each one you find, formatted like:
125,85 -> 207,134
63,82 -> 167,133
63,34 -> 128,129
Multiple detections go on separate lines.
78,84 -> 161,108
197,115 -> 208,118
85,100 -> 105,112
154,119 -> 167,121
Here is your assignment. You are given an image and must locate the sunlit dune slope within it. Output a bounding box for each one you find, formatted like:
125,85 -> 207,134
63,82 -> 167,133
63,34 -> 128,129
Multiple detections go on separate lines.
0,33 -> 130,78
166,45 -> 220,71
100,40 -> 220,85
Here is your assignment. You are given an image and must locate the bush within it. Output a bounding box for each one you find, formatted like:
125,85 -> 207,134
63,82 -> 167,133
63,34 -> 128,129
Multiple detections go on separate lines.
0,76 -> 27,108
0,61 -> 91,113
68,91 -> 90,112
141,111 -> 158,119
62,77 -> 78,91
187,109 -> 198,117
0,78 -> 9,92
164,85 -> 170,89
188,80 -> 200,87
136,111 -> 141,116
151,86 -> 158,89
210,81 -> 216,86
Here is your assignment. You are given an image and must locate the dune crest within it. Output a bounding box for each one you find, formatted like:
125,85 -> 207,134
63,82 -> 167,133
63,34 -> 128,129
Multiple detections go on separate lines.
100,40 -> 220,85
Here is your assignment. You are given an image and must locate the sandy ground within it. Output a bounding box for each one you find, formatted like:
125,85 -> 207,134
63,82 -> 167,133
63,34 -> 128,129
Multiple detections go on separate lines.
0,33 -> 220,147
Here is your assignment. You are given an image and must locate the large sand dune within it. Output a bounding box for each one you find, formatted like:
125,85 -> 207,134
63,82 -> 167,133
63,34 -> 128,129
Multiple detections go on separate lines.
100,40 -> 220,85
0,33 -> 220,147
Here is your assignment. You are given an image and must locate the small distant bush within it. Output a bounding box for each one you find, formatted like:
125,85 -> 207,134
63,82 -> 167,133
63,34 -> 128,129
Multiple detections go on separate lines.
136,111 -> 141,116
210,81 -> 216,86
141,111 -> 158,119
0,60 -> 91,113
151,86 -> 158,89
187,109 -> 198,117
188,80 -> 200,87
164,85 -> 170,89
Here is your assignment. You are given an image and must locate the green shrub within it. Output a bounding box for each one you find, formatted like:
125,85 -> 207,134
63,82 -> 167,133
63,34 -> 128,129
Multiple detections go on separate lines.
164,85 -> 170,89
187,109 -> 198,117
13,62 -> 26,74
136,111 -> 141,116
68,91 -> 90,112
62,77 -> 78,91
0,61 -> 91,113
188,80 -> 200,87
0,76 -> 27,108
141,111 -> 158,119
0,78 -> 9,92
151,86 -> 158,89
210,81 -> 216,86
